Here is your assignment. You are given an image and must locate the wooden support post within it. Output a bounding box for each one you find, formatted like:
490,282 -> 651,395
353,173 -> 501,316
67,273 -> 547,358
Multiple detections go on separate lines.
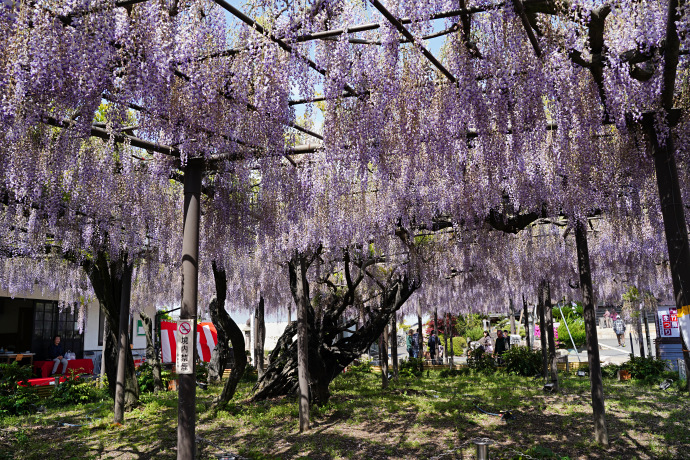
380,326 -> 389,389
255,296 -> 266,378
390,315 -> 398,379
575,222 -> 609,446
113,261 -> 132,424
444,313 -> 449,365
449,313 -> 454,367
433,308 -> 439,364
538,281 -> 548,380
295,253 -> 310,432
509,297 -> 517,335
417,300 -> 424,372
543,282 -> 559,391
523,295 -> 531,350
177,158 -> 202,459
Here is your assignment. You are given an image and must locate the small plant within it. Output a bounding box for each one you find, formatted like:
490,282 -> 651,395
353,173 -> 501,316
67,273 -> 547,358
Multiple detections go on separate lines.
137,362 -> 172,392
438,367 -> 469,378
240,364 -> 258,382
0,362 -> 39,415
620,356 -> 669,383
467,348 -> 496,374
49,376 -> 107,407
399,358 -> 424,377
347,359 -> 373,375
600,363 -> 620,379
511,444 -> 571,459
502,346 -> 542,376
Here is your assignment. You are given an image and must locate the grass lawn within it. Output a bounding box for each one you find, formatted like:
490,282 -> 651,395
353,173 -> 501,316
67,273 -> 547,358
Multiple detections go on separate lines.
1,369 -> 688,459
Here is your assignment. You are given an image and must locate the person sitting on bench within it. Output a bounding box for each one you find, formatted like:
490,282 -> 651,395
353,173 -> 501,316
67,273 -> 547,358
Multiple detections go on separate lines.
49,335 -> 68,375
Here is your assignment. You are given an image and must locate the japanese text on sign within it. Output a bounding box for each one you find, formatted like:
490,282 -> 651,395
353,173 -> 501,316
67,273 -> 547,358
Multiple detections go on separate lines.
176,319 -> 195,374
657,307 -> 680,338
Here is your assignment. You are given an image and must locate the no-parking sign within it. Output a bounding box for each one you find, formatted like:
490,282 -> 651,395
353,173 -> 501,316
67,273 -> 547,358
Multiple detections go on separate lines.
176,319 -> 195,374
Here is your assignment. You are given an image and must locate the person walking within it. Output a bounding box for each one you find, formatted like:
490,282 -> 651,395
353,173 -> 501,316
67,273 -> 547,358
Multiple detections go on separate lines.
428,333 -> 439,364
406,330 -> 414,358
613,314 -> 626,347
603,309 -> 612,328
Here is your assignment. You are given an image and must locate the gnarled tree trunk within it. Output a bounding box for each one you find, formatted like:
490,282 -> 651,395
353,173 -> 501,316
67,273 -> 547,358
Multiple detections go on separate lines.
210,262 -> 248,408
140,311 -> 163,393
252,249 -> 419,405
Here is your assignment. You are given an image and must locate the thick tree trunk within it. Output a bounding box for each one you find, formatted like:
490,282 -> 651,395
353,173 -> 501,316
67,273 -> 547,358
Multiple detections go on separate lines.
114,261 -> 133,424
523,294 -> 531,350
538,282 -> 548,380
252,252 -> 418,405
211,264 -> 248,408
644,0 -> 690,392
83,252 -> 139,411
379,327 -> 389,389
575,222 -> 609,446
390,315 -> 398,379
543,282 -> 559,391
417,301 -> 423,371
433,308 -> 439,364
293,252 -> 311,432
255,296 -> 266,379
509,298 -> 516,335
140,311 -> 163,393
208,261 -> 229,384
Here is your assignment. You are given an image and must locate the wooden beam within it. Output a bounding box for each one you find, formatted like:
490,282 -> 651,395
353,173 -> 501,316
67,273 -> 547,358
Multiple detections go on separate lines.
369,0 -> 457,84
212,0 -> 357,95
512,0 -> 542,57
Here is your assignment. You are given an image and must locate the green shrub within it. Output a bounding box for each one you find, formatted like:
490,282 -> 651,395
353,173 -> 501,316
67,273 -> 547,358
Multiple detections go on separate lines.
240,364 -> 258,382
600,363 -> 620,379
196,362 -> 208,382
465,326 -> 485,342
557,318 -> 586,348
348,359 -> 373,375
399,358 -> 424,378
620,356 -> 669,382
502,346 -> 542,376
49,377 -> 107,407
437,336 -> 466,353
137,362 -> 173,392
438,367 -> 469,378
0,362 -> 39,415
467,348 -> 496,374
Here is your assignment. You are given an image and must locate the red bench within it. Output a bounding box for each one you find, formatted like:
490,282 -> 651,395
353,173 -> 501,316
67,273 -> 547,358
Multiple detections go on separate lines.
21,376 -> 68,386
33,359 -> 94,378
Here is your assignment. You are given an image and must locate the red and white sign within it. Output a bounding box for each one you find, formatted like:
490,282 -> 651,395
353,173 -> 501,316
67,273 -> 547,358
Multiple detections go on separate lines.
161,320 -> 218,364
657,308 -> 680,338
